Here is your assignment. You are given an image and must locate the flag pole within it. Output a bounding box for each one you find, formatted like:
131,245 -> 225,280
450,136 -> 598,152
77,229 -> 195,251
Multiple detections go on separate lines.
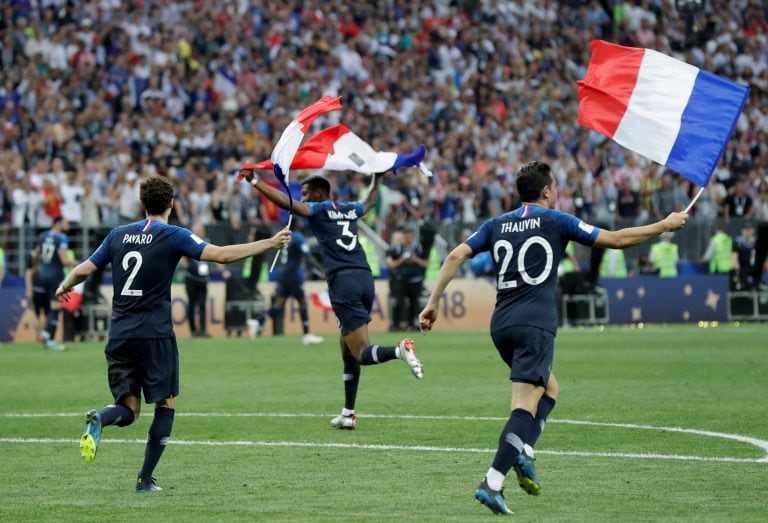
269,213 -> 292,272
684,186 -> 705,214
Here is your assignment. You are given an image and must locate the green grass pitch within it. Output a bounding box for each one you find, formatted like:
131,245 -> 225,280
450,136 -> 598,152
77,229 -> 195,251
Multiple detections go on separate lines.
1,324 -> 767,521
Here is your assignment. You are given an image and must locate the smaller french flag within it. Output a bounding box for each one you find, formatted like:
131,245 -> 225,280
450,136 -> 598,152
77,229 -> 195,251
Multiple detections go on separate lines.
577,40 -> 749,186
213,66 -> 237,99
244,124 -> 425,175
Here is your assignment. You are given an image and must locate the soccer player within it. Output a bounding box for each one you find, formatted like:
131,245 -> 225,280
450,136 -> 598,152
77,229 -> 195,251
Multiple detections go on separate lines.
418,161 -> 688,515
55,175 -> 291,493
269,224 -> 324,345
32,216 -> 76,351
239,168 -> 423,430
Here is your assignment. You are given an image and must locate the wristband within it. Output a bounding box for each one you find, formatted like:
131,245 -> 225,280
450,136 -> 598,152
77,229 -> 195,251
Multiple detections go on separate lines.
249,175 -> 260,187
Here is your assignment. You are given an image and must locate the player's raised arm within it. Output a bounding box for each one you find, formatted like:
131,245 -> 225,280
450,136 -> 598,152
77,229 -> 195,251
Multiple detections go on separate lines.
238,168 -> 312,217
200,227 -> 291,264
594,212 -> 688,249
361,173 -> 383,216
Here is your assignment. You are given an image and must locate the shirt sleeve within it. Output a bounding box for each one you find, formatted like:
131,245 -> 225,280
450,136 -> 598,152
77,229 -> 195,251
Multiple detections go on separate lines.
306,201 -> 322,217
463,219 -> 494,256
557,212 -> 600,246
57,233 -> 69,251
88,231 -> 113,268
175,226 -> 208,259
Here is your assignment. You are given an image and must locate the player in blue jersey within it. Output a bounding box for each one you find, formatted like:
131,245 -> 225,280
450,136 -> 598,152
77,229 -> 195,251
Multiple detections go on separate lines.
31,216 -> 77,351
269,224 -> 324,345
419,161 -> 688,515
55,175 -> 291,493
240,168 -> 423,430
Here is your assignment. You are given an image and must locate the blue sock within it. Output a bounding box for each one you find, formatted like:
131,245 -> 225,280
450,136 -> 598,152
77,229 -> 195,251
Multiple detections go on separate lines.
139,407 -> 174,482
299,307 -> 310,335
491,408 -> 535,475
343,355 -> 360,410
98,404 -> 135,427
528,395 -> 556,447
360,345 -> 398,365
45,311 -> 58,340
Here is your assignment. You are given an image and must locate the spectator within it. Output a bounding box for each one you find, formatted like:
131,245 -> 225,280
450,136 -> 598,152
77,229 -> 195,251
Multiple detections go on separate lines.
386,226 -> 428,331
723,177 -> 755,223
651,172 -> 686,222
60,170 -> 84,227
733,224 -> 756,289
184,223 -> 212,338
650,232 -> 679,277
701,225 -> 735,275
0,0 -> 764,283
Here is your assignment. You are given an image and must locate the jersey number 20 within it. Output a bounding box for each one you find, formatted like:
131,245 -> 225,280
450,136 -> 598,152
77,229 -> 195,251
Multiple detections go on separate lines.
493,236 -> 553,290
120,251 -> 144,296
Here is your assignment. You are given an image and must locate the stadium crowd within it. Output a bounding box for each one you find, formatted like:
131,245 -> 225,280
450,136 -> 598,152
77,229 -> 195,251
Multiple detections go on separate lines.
0,0 -> 766,277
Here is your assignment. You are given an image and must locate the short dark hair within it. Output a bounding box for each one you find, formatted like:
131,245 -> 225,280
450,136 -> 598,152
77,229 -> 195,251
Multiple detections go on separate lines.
140,175 -> 174,216
302,175 -> 331,195
516,161 -> 553,202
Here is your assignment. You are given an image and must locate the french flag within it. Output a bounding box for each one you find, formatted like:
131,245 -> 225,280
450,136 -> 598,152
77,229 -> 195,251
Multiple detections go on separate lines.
577,40 -> 749,186
213,66 -> 237,99
243,124 -> 425,175
270,95 -> 343,182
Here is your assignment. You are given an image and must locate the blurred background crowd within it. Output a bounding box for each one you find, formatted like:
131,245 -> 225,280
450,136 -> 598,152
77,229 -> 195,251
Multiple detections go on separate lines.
0,0 -> 766,282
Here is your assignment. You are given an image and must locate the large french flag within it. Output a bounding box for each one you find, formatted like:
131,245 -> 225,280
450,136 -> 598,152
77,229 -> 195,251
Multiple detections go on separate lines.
243,124 -> 426,175
577,40 -> 749,186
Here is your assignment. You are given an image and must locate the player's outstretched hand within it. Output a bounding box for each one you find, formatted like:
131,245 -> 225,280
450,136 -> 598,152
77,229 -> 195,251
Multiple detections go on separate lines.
271,228 -> 292,249
55,286 -> 70,303
238,167 -> 255,182
419,304 -> 437,333
664,212 -> 689,231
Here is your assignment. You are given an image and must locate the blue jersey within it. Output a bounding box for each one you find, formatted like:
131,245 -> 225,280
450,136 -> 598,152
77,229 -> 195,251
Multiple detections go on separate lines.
306,201 -> 369,277
37,230 -> 69,283
465,205 -> 599,334
276,231 -> 309,282
89,219 -> 207,339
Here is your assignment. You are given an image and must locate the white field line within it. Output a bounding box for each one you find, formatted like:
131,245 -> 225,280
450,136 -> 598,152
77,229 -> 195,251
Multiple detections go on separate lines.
2,412 -> 767,463
0,437 -> 764,464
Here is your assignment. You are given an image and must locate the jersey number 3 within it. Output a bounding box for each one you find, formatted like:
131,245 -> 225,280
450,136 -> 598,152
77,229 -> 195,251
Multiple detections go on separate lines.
120,251 -> 144,296
493,236 -> 553,290
335,221 -> 357,251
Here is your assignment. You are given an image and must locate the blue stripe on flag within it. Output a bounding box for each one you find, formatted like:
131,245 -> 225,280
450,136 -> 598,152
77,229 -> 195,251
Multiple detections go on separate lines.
666,71 -> 749,186
391,145 -> 425,173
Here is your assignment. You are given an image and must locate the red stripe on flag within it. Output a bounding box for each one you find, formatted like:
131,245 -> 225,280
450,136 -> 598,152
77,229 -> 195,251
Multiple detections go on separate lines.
576,40 -> 645,138
143,219 -> 152,232
241,125 -> 351,173
294,95 -> 342,133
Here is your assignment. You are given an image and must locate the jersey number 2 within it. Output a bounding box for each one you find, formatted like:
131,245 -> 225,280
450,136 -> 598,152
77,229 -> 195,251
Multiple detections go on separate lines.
120,251 -> 143,296
493,236 -> 553,290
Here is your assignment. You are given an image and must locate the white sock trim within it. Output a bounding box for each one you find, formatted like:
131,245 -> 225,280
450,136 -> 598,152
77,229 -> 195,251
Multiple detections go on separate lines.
486,468 -> 505,491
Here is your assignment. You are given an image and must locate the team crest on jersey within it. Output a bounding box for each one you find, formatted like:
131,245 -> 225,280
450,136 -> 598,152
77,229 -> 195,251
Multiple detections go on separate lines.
578,221 -> 595,234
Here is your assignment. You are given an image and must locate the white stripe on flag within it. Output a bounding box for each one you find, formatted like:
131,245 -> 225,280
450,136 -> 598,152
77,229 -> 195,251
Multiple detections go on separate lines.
613,50 -> 698,166
324,132 -> 399,174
